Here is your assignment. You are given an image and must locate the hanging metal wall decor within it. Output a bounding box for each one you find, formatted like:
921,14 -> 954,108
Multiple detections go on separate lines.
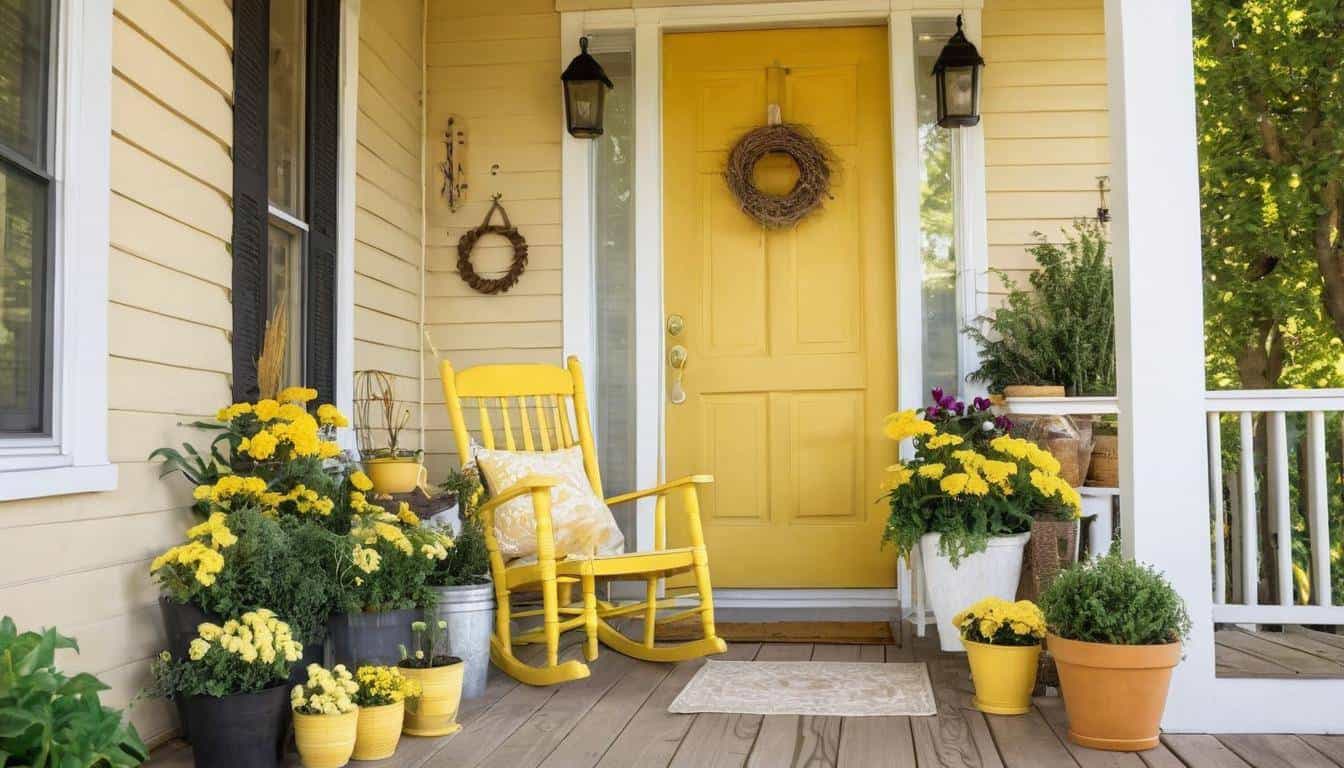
456,194 -> 528,295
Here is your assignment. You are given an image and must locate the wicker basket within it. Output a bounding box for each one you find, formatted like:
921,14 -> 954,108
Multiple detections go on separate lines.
1016,519 -> 1080,602
1087,434 -> 1120,487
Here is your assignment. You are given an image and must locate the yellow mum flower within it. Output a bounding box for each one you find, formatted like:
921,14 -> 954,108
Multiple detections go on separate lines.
350,471 -> 373,492
964,470 -> 990,496
1026,445 -> 1062,474
396,502 -> 419,527
278,386 -> 319,404
940,473 -> 970,496
951,449 -> 985,470
353,545 -> 381,574
917,463 -> 946,479
248,430 -> 279,460
989,435 -> 1030,460
881,464 -> 915,491
318,441 -> 342,459
317,403 -> 349,427
926,433 -> 964,449
980,460 -> 1018,484
188,638 -> 211,661
883,410 -> 936,442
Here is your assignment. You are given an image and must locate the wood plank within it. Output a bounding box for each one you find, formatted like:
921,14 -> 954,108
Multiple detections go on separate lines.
1272,629 -> 1344,664
668,644 -> 765,768
909,629 -> 1002,768
1290,627 -> 1344,652
1299,735 -> 1344,767
983,708 -> 1077,768
595,643 -> 759,768
1218,735 -> 1339,768
745,643 -> 839,767
1160,736 -> 1251,768
538,660 -> 674,768
1035,695 -> 1153,768
1216,629 -> 1344,676
1214,638 -> 1297,677
837,637 -> 917,768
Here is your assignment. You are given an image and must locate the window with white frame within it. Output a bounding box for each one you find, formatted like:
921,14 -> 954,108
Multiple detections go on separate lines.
268,0 -> 308,388
0,0 -> 55,436
0,0 -> 115,499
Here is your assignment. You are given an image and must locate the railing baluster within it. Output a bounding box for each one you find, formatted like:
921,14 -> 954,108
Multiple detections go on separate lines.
1207,411 -> 1226,604
1306,411 -> 1331,607
1268,411 -> 1292,607
1238,411 -> 1258,606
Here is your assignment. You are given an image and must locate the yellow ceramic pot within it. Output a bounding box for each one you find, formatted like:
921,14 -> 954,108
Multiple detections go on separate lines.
963,638 -> 1041,715
364,458 -> 425,495
400,660 -> 465,737
352,701 -> 404,761
293,709 -> 358,768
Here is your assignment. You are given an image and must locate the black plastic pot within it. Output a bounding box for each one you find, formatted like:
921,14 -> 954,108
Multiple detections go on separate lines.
181,684 -> 290,768
328,609 -> 419,667
159,597 -> 221,742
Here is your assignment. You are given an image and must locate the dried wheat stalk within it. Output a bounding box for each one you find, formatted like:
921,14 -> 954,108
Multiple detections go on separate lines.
256,301 -> 287,400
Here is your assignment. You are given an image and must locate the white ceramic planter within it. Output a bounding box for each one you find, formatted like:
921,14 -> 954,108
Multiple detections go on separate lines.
920,532 -> 1031,652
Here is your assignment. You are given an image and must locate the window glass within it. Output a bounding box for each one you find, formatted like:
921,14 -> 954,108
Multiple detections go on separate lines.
267,223 -> 305,388
268,0 -> 305,216
0,0 -> 50,435
914,19 -> 960,399
0,0 -> 50,164
591,48 -> 636,546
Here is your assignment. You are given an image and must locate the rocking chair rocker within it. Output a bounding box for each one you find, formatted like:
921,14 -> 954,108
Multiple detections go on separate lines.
439,356 -> 727,685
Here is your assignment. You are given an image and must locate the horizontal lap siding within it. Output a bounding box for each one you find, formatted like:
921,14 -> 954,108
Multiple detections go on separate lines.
356,0 -> 426,455
423,0 -> 562,478
0,0 -> 234,745
982,0 -> 1111,300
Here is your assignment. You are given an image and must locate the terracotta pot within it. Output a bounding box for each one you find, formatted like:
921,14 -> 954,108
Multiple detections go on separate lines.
293,709 -> 358,768
1047,633 -> 1181,752
399,658 -> 464,736
365,457 -> 426,495
352,701 -> 404,761
962,639 -> 1040,715
1002,385 -> 1066,399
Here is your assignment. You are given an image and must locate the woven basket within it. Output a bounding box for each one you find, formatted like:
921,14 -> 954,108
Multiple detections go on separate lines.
1016,519 -> 1080,602
1087,434 -> 1120,487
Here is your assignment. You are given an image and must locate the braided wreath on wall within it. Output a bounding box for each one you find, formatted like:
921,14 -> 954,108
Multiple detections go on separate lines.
724,123 -> 835,229
457,195 -> 528,294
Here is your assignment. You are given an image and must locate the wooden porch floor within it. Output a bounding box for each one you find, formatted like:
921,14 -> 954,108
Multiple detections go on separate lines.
1216,627 -> 1344,678
147,622 -> 1344,768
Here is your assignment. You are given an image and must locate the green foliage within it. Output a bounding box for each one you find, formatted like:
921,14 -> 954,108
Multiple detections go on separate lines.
1195,0 -> 1344,391
0,617 -> 148,768
336,523 -> 448,614
966,221 -> 1115,395
1039,550 -> 1192,645
401,617 -> 456,668
431,469 -> 491,588
148,612 -> 300,699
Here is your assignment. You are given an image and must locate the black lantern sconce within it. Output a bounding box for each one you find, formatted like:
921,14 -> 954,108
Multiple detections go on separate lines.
932,15 -> 985,129
561,37 -> 614,139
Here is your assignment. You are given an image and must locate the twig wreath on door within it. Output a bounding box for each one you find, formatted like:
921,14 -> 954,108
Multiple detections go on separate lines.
724,122 -> 835,229
457,194 -> 528,294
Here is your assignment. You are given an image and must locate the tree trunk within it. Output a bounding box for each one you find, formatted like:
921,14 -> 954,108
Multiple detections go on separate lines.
1315,180 -> 1344,339
1234,318 -> 1285,604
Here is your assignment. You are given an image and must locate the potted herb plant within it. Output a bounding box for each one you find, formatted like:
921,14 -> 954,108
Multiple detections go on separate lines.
149,610 -> 305,768
952,598 -> 1047,715
350,665 -> 421,761
881,402 -> 1081,652
291,664 -> 360,768
428,467 -> 495,699
355,369 -> 426,494
0,617 -> 148,768
1039,550 -> 1190,752
328,498 -> 454,667
398,618 -> 465,736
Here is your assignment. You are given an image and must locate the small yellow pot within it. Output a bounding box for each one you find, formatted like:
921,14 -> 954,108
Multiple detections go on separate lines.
352,701 -> 404,761
963,638 -> 1041,715
400,660 -> 465,737
364,458 -> 425,495
293,709 -> 358,768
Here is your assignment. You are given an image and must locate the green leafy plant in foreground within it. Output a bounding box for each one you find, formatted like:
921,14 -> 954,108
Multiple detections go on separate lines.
1039,549 -> 1191,645
0,617 -> 148,768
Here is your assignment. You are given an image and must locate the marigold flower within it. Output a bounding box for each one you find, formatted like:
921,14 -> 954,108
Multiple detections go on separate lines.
350,471 -> 373,492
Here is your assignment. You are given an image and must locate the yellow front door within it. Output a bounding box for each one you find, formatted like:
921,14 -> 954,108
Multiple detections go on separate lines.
663,27 -> 898,588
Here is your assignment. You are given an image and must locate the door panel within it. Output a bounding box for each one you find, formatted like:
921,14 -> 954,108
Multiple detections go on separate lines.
664,26 -> 897,588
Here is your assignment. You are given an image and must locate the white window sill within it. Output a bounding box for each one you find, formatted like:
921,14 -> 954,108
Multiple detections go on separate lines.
0,463 -> 119,502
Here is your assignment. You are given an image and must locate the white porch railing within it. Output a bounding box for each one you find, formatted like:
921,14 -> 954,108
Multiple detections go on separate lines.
1206,389 -> 1344,626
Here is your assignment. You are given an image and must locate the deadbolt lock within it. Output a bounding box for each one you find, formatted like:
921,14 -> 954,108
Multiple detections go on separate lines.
666,314 -> 685,337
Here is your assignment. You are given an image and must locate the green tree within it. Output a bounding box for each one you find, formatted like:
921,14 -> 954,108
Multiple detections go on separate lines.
1194,0 -> 1344,390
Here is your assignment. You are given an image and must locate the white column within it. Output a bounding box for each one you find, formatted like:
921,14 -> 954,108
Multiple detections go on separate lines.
1104,0 -> 1214,731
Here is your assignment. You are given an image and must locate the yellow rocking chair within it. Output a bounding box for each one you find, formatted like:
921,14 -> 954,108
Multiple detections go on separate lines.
439,356 -> 727,686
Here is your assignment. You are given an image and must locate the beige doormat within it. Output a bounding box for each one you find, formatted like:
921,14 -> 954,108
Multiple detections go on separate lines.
656,621 -> 894,645
668,661 -> 937,717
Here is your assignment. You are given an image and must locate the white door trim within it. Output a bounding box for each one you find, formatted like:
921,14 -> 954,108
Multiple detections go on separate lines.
560,0 -> 989,604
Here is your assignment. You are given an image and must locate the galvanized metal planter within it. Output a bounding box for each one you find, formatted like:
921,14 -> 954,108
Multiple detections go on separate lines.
431,581 -> 494,699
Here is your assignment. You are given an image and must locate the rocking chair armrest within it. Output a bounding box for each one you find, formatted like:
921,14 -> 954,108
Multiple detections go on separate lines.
603,474 -> 714,506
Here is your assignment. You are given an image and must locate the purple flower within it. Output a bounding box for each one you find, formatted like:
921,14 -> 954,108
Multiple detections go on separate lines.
938,395 -> 956,410
994,415 -> 1013,432
973,396 -> 992,412
926,404 -> 942,419
953,400 -> 965,415
930,387 -> 945,405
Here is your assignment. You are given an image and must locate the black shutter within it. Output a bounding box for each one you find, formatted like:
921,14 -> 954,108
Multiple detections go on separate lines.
230,0 -> 270,402
305,0 -> 340,405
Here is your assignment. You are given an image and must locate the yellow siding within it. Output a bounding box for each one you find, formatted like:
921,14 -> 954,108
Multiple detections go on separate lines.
982,0 -> 1111,296
356,0 -> 426,452
423,0 -> 563,475
0,0 -> 234,744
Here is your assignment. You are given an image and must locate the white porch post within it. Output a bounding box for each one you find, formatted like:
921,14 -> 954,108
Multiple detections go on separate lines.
1104,0 -> 1214,731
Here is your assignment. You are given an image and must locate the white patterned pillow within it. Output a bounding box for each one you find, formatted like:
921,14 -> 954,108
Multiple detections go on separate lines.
474,445 -> 625,562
